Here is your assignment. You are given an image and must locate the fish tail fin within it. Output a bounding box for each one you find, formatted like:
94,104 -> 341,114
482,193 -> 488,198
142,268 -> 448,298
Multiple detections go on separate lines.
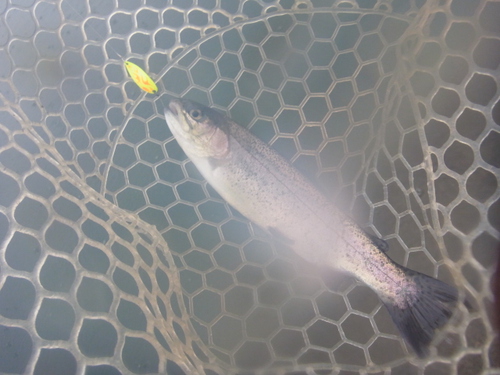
381,269 -> 458,358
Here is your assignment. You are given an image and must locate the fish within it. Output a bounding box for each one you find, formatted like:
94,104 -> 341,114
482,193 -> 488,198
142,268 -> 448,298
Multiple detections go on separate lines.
164,98 -> 458,358
124,61 -> 158,94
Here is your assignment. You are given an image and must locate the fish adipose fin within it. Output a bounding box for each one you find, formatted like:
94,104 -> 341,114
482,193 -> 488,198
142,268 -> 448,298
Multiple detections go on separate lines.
382,269 -> 458,357
365,232 -> 389,253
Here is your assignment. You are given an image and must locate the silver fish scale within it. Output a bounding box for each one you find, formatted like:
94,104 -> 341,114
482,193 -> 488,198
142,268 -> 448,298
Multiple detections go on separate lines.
0,0 -> 498,374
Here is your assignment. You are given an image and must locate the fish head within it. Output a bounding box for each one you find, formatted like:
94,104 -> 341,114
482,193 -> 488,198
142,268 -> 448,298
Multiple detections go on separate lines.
165,99 -> 230,159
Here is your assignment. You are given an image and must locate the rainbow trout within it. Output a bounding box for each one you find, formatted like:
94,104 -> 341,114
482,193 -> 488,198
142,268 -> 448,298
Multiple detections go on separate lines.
164,98 -> 458,357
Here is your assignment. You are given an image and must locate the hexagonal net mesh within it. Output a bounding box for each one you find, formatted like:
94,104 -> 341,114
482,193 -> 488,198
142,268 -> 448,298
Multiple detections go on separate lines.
0,0 -> 498,374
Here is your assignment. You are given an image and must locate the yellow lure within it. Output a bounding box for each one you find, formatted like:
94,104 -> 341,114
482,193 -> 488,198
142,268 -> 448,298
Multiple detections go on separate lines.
124,61 -> 158,94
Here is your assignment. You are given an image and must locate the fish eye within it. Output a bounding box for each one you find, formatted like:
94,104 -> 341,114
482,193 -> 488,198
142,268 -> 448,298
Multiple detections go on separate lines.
189,109 -> 203,120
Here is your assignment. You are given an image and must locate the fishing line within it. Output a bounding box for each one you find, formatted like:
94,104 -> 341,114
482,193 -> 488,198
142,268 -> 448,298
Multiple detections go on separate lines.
65,0 -> 397,282
63,0 -> 167,101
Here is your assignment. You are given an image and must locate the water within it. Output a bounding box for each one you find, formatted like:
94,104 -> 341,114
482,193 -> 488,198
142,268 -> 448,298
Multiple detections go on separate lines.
0,1 -> 498,374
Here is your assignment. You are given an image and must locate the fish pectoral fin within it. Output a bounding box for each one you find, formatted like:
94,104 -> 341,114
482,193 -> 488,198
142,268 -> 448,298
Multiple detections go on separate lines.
267,226 -> 295,246
364,232 -> 389,252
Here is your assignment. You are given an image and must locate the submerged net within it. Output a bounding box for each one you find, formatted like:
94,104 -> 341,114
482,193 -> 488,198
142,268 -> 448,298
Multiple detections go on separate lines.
0,0 -> 498,374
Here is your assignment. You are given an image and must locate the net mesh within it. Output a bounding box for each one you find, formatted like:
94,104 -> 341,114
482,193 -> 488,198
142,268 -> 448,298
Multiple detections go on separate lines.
0,0 -> 498,374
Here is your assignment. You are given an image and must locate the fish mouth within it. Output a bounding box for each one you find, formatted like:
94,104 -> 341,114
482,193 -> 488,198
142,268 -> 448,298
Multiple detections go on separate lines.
168,99 -> 182,116
166,99 -> 192,132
